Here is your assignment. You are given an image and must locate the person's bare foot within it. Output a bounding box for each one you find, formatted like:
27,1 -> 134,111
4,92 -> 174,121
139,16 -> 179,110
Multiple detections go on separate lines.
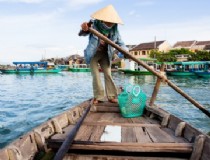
108,98 -> 118,103
93,98 -> 104,104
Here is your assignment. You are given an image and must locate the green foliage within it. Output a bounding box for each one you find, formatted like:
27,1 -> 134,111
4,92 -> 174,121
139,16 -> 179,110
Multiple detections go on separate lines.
189,50 -> 210,61
149,50 -> 176,62
169,48 -> 194,55
149,48 -> 210,62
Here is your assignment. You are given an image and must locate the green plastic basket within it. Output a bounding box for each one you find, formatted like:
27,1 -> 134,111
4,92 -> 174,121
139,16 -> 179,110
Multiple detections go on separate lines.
118,84 -> 147,118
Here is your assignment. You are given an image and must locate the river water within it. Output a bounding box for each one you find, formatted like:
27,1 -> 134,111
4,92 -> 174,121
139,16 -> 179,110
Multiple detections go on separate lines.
0,72 -> 210,149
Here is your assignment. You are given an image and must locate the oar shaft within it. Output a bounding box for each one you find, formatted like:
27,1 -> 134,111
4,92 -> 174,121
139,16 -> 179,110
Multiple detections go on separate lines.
54,99 -> 93,160
88,27 -> 210,118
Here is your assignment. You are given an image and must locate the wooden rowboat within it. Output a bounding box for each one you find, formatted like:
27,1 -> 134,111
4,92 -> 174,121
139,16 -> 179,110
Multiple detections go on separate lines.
0,99 -> 209,160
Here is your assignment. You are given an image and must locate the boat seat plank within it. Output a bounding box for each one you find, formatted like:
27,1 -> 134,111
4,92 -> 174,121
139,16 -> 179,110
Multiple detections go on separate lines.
145,126 -> 176,143
122,127 -> 137,142
94,101 -> 119,107
64,154 -> 189,160
91,106 -> 120,112
69,142 -> 193,153
82,122 -> 160,127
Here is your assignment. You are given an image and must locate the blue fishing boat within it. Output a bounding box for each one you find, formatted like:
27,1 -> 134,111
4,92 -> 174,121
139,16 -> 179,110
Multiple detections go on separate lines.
166,61 -> 206,76
0,62 -> 61,74
194,61 -> 210,77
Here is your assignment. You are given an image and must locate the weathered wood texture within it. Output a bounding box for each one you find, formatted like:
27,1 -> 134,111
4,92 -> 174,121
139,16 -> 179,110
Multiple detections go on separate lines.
149,64 -> 165,106
0,149 -> 9,160
7,133 -> 38,160
49,111 -> 188,144
200,136 -> 210,160
46,102 -> 209,159
190,135 -> 206,160
168,115 -> 202,143
69,142 -> 192,153
63,154 -> 189,160
53,99 -> 92,160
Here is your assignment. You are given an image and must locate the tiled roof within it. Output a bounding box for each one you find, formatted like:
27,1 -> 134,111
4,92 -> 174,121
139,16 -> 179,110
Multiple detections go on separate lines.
204,45 -> 210,50
173,40 -> 196,48
195,41 -> 210,45
130,41 -> 165,51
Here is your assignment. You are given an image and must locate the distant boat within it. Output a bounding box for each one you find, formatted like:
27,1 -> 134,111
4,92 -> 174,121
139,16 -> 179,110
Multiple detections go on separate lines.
194,61 -> 210,77
0,62 -> 61,74
195,71 -> 210,77
119,58 -> 157,75
57,65 -> 70,71
166,61 -> 206,76
69,64 -> 91,72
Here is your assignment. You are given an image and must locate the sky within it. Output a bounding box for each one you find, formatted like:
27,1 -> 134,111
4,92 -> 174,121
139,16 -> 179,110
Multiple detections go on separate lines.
0,0 -> 210,64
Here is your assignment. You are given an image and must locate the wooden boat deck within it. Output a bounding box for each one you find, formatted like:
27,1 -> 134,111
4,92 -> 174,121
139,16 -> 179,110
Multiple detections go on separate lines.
46,101 -> 206,160
0,100 -> 209,160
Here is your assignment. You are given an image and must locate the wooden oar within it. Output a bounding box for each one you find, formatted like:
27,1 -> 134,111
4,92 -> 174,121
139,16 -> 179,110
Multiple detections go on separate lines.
53,99 -> 93,160
88,27 -> 210,118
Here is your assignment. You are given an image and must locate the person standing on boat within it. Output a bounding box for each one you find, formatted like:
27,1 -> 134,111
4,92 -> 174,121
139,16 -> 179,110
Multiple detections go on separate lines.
79,5 -> 127,104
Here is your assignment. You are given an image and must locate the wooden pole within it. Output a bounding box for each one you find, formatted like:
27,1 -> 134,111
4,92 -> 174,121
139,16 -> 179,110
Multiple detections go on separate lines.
88,27 -> 210,118
149,64 -> 165,106
53,99 -> 93,160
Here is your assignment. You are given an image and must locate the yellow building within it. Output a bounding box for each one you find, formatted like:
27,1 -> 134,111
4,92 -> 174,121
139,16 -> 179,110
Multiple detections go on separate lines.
129,40 -> 171,59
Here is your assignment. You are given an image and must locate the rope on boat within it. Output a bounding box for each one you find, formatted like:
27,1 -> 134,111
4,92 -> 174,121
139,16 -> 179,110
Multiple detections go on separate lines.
88,27 -> 210,118
53,99 -> 93,160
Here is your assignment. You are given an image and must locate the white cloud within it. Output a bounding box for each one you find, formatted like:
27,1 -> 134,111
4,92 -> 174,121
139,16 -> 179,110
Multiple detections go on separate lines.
67,0 -> 103,10
121,17 -> 210,46
128,10 -> 141,18
0,0 -> 46,3
0,9 -> 87,63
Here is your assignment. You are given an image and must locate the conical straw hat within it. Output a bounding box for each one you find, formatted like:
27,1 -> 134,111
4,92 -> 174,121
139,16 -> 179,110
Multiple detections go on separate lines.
91,5 -> 123,25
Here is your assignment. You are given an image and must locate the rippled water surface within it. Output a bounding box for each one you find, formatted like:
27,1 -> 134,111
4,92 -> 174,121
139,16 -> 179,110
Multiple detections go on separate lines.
0,72 -> 210,148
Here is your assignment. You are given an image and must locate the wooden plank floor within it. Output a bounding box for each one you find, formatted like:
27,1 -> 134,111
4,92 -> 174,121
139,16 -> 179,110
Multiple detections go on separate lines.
48,102 -> 192,159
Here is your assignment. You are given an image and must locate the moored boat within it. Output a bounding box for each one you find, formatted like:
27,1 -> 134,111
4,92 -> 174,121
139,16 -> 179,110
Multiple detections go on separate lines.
166,61 -> 206,76
0,62 -> 61,74
57,65 -> 70,71
195,71 -> 210,77
194,62 -> 210,77
69,64 -> 91,72
119,58 -> 157,75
